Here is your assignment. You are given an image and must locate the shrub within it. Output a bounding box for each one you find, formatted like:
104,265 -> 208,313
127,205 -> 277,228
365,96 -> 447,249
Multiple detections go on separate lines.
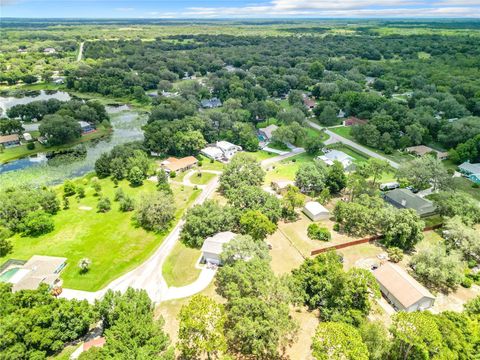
387,247 -> 404,263
26,142 -> 35,150
22,210 -> 54,237
461,277 -> 473,288
114,188 -> 125,202
91,178 -> 102,196
333,223 -> 340,232
63,181 -> 76,197
170,171 -> 177,178
307,223 -> 331,241
78,258 -> 91,274
76,186 -> 86,198
119,195 -> 135,212
97,197 -> 111,213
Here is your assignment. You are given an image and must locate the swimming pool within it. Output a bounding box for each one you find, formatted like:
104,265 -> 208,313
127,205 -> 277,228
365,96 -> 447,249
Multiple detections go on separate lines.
0,267 -> 20,282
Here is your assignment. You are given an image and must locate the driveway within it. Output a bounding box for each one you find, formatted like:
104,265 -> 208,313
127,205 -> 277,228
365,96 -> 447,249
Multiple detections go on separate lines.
306,120 -> 400,169
162,267 -> 216,301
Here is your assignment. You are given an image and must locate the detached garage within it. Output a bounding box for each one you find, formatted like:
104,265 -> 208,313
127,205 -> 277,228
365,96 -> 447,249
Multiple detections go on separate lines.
373,262 -> 435,312
201,231 -> 237,266
302,201 -> 330,221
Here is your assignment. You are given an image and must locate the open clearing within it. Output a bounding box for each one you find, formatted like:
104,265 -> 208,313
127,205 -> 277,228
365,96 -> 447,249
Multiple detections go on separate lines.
2,176 -> 201,291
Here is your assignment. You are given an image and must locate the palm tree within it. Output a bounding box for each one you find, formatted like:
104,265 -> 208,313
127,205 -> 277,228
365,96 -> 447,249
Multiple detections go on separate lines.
78,258 -> 91,273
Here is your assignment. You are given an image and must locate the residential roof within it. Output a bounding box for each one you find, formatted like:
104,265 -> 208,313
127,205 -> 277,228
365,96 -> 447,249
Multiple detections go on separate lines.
12,255 -> 67,291
344,117 -> 367,126
374,262 -> 435,309
259,124 -> 279,139
216,141 -> 241,152
303,201 -> 329,216
459,162 -> 480,175
384,188 -> 436,216
201,231 -> 237,255
0,134 -> 20,144
161,156 -> 198,172
201,98 -> 222,108
406,145 -> 448,159
303,98 -> 316,108
201,146 -> 224,159
83,337 -> 106,351
321,150 -> 354,163
78,121 -> 92,128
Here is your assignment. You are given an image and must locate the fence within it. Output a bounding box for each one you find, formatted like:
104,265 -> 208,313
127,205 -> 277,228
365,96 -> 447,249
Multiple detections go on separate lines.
310,223 -> 443,256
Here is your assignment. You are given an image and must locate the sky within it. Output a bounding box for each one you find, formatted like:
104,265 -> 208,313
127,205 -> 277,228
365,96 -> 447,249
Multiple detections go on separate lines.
1,0 -> 480,19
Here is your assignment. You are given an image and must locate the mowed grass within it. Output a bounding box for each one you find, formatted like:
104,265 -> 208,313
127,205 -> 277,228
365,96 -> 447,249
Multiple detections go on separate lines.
248,150 -> 278,162
162,242 -> 201,287
4,177 -> 201,291
451,177 -> 480,202
264,152 -> 315,183
189,171 -> 216,185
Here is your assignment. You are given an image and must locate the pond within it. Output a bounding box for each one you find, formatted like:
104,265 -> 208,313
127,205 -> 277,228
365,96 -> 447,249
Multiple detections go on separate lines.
0,90 -> 71,115
0,101 -> 147,187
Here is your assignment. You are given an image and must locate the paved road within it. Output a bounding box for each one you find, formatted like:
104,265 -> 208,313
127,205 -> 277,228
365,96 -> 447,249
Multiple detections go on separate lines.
261,147 -> 305,168
306,120 -> 400,169
77,42 -> 84,62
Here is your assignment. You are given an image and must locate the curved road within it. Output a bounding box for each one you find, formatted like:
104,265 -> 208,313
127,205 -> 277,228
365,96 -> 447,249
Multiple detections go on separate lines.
77,42 -> 84,62
306,120 -> 400,169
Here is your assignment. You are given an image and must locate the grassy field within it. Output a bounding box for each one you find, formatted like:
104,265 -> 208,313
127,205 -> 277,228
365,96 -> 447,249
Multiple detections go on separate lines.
197,155 -> 225,171
247,150 -> 277,162
264,152 -> 315,183
189,171 -> 216,185
0,127 -> 111,164
2,176 -> 201,291
162,242 -> 201,287
329,126 -> 415,164
451,177 -> 480,202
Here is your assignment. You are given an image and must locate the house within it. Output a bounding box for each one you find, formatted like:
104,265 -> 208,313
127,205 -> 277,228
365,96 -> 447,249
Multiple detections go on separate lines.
303,97 -> 316,109
78,121 -> 96,134
201,231 -> 237,265
373,262 -> 435,312
70,337 -> 106,359
161,156 -> 198,173
271,179 -> 295,194
405,145 -> 448,160
380,182 -> 400,191
318,150 -> 355,171
23,132 -> 33,142
213,140 -> 242,160
43,47 -> 56,54
0,134 -> 20,148
201,146 -> 224,161
458,162 -> 480,184
258,124 -> 278,142
383,188 -> 437,217
337,109 -> 346,118
0,255 -> 67,292
303,201 -> 330,221
343,117 -> 367,126
201,98 -> 222,109
53,78 -> 64,85
17,48 -> 28,53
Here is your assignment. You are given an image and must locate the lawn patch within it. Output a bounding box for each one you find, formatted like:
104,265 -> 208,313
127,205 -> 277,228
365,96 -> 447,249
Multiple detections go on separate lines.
163,242 -> 201,287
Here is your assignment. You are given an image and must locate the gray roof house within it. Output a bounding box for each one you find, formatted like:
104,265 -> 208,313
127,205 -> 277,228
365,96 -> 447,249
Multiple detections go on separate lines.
383,188 -> 437,217
201,231 -> 237,265
201,98 -> 222,109
458,162 -> 480,175
258,124 -> 278,141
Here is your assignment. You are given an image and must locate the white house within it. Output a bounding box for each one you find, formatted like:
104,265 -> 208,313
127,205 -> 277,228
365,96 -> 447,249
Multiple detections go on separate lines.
201,146 -> 224,160
216,141 -> 242,160
302,201 -> 330,221
318,150 -> 355,171
43,47 -> 56,54
201,231 -> 237,265
373,262 -> 435,312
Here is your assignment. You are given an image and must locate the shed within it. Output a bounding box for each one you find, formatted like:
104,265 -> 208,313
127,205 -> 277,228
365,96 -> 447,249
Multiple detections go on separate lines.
302,201 -> 330,221
78,121 -> 95,134
383,188 -> 437,217
201,231 -> 237,265
373,262 -> 435,312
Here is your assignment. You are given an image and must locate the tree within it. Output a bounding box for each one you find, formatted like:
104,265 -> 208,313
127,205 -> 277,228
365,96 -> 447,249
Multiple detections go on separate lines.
0,227 -> 12,257
318,105 -> 338,126
397,156 -> 450,191
281,185 -> 305,220
135,192 -> 176,232
119,196 -> 135,212
97,197 -> 111,213
433,191 -> 480,224
127,166 -> 144,187
22,209 -> 55,236
444,216 -> 480,262
219,153 -> 265,194
180,201 -> 235,248
96,288 -> 173,359
307,224 -> 331,241
363,158 -> 391,188
220,234 -> 271,265
78,258 -> 91,273
389,312 -> 445,360
311,322 -> 369,360
63,181 -> 77,197
410,243 -> 465,291
39,114 -> 82,145
325,160 -> 347,194
239,210 -> 276,241
333,195 -> 384,236
304,136 -> 324,155
178,295 -> 227,359
380,208 -> 424,250
359,321 -> 390,360
156,169 -> 172,194
295,161 -> 327,195
464,295 -> 480,316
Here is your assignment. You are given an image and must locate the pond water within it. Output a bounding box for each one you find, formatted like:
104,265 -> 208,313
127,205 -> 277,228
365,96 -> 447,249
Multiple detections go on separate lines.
0,90 -> 71,115
0,97 -> 147,187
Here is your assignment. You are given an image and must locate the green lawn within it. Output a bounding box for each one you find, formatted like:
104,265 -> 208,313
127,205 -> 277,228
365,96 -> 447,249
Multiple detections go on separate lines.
189,171 -> 216,185
265,153 -> 315,183
0,127 -> 111,164
3,176 -> 201,291
197,155 -> 225,171
451,177 -> 480,202
248,150 -> 278,162
329,126 -> 415,164
162,242 -> 201,287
